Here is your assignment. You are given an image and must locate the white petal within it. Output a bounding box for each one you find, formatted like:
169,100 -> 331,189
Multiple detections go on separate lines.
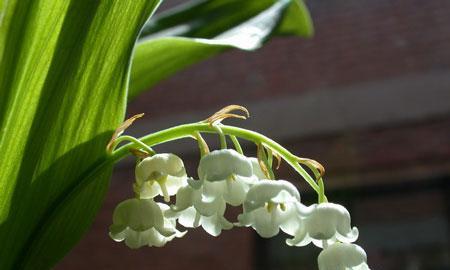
236,212 -> 253,227
164,208 -> 180,219
123,229 -> 151,249
286,227 -> 311,247
294,202 -> 316,217
336,227 -> 359,244
270,189 -> 299,204
153,225 -> 176,237
198,149 -> 253,181
318,243 -> 369,270
252,208 -> 281,238
146,229 -> 169,247
279,204 -> 302,236
178,207 -> 200,228
193,194 -> 225,217
244,180 -> 300,212
202,181 -> 226,201
112,198 -> 163,232
223,178 -> 248,206
109,225 -> 126,242
148,227 -> 187,247
133,181 -> 160,199
172,185 -> 195,211
201,214 -> 233,237
238,175 -> 259,186
164,175 -> 188,195
187,178 -> 203,190
135,153 -> 186,184
158,202 -> 182,229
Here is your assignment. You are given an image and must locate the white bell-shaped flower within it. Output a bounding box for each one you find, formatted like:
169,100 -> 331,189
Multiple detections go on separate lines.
198,149 -> 253,181
168,185 -> 233,236
237,179 -> 301,238
286,203 -> 359,248
196,149 -> 257,206
109,198 -> 185,249
318,243 -> 370,270
134,153 -> 187,201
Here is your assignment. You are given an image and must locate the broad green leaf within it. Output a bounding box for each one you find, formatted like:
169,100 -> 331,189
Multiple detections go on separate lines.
128,0 -> 313,100
0,1 -> 160,269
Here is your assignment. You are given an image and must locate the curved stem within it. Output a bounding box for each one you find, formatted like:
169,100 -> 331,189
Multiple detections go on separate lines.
109,122 -> 320,193
267,148 -> 273,169
193,132 -> 209,157
229,135 -> 243,154
109,135 -> 156,155
318,178 -> 327,203
257,143 -> 275,180
212,124 -> 227,149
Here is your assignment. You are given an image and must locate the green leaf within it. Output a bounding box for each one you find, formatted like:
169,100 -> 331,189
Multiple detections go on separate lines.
128,0 -> 313,100
0,1 -> 160,269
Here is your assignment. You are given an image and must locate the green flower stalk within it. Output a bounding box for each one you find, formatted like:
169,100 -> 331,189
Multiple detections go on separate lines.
108,105 -> 322,195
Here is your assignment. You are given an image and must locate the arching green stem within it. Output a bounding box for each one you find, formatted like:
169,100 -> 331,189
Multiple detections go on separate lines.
109,122 -> 320,194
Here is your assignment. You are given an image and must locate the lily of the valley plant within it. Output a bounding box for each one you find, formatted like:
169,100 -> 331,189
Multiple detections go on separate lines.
107,105 -> 371,270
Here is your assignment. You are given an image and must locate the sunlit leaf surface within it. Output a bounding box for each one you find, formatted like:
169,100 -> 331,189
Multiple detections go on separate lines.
129,0 -> 313,100
0,1 -> 160,268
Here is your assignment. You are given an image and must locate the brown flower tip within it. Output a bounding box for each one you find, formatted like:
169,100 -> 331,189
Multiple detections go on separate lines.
204,105 -> 250,125
107,113 -> 144,151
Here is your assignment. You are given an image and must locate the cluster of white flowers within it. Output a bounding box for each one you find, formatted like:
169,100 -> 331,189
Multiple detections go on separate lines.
109,149 -> 370,270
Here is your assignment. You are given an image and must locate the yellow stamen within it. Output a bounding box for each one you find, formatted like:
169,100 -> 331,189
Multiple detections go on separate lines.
266,202 -> 276,213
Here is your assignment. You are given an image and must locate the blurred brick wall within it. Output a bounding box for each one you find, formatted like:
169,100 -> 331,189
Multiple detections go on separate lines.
128,0 -> 450,117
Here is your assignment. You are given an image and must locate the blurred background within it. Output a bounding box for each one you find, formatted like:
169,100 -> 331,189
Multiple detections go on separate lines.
57,0 -> 450,269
